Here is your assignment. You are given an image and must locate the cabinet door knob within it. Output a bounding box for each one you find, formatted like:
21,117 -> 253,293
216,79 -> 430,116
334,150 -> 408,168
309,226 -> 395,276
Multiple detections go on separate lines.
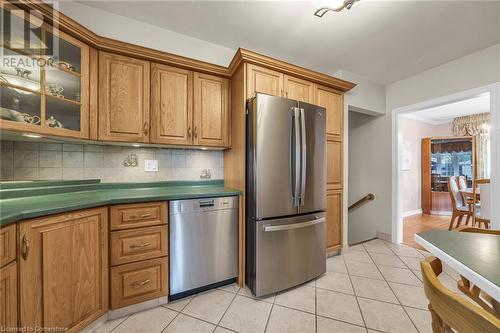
130,242 -> 151,249
194,126 -> 198,139
143,122 -> 149,135
188,125 -> 192,139
130,213 -> 151,219
22,234 -> 30,260
131,279 -> 151,288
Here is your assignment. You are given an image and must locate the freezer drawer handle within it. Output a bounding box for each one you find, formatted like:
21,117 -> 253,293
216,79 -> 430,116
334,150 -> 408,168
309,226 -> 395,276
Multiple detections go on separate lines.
263,217 -> 325,232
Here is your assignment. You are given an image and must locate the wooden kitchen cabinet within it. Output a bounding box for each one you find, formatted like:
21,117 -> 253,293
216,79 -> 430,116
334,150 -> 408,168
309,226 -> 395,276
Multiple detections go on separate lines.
18,207 -> 108,332
327,140 -> 343,190
0,224 -> 16,267
0,261 -> 17,329
247,64 -> 284,98
98,51 -> 150,143
193,73 -> 230,147
283,75 -> 314,103
151,64 -> 193,145
326,189 -> 343,251
316,85 -> 343,141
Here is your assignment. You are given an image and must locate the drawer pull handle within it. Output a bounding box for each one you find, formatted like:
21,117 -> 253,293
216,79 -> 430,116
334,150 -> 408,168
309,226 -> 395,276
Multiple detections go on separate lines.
130,242 -> 151,249
22,234 -> 30,260
131,279 -> 151,288
130,213 -> 152,219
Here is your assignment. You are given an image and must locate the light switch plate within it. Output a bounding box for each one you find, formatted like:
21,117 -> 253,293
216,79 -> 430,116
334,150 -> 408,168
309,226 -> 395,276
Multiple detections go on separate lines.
144,160 -> 158,172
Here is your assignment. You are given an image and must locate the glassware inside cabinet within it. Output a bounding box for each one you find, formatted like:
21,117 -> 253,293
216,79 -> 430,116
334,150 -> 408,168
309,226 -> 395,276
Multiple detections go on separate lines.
0,85 -> 42,125
45,96 -> 81,131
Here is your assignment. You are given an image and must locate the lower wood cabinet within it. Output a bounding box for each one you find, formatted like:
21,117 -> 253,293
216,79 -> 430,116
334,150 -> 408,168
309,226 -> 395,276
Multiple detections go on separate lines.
0,224 -> 16,267
110,257 -> 168,309
18,207 -> 108,332
0,261 -> 17,329
326,189 -> 343,251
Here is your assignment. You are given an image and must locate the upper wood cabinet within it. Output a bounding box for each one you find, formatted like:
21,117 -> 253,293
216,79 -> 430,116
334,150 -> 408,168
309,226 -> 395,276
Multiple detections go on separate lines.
19,207 -> 108,332
193,73 -> 230,147
0,6 -> 90,139
98,51 -> 150,143
247,64 -> 283,98
316,85 -> 343,141
283,75 -> 314,103
327,140 -> 343,190
151,64 -> 193,145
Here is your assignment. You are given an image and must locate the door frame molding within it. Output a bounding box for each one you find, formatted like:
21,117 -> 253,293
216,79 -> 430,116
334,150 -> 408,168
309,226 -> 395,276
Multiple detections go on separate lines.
391,82 -> 500,243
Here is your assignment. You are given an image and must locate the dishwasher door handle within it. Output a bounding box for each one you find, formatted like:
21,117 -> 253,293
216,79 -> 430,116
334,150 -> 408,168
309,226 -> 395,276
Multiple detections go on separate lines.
263,217 -> 325,232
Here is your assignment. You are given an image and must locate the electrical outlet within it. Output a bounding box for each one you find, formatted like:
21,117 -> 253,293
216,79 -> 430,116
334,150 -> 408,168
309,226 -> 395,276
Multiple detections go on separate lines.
144,160 -> 158,172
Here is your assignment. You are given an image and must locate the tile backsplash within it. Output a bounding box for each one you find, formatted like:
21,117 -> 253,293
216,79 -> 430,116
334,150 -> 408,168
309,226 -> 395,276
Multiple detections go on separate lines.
0,141 -> 223,182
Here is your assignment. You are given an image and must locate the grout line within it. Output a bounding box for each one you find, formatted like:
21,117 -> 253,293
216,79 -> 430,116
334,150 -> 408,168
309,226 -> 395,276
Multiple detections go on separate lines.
364,242 -> 422,333
342,253 -> 368,329
215,289 -> 238,327
160,309 -> 182,333
106,314 -> 131,333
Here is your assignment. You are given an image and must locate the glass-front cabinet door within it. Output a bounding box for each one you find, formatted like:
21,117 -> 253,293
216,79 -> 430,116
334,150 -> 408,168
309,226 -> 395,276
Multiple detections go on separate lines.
0,6 -> 89,138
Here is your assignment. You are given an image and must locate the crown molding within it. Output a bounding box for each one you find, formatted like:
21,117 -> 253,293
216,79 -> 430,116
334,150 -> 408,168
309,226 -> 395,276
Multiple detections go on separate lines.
7,0 -> 356,91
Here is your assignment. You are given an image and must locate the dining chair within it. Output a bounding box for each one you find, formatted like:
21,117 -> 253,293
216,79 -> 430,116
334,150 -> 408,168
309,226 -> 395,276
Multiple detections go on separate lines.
474,179 -> 491,229
457,228 -> 500,317
448,176 -> 471,230
420,256 -> 500,333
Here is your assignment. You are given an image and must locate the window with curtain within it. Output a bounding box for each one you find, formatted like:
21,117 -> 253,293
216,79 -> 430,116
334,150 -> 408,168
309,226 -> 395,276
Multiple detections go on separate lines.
452,112 -> 491,179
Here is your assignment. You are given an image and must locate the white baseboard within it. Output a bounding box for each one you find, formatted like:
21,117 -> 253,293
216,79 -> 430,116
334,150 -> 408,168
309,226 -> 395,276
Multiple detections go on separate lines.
402,209 -> 422,217
430,211 -> 452,216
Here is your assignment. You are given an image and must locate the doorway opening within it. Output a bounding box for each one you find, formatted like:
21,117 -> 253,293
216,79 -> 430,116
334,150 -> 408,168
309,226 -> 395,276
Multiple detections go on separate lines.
392,84 -> 499,247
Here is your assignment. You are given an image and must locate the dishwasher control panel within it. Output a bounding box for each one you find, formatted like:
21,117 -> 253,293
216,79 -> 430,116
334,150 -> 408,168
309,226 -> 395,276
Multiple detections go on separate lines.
169,196 -> 238,214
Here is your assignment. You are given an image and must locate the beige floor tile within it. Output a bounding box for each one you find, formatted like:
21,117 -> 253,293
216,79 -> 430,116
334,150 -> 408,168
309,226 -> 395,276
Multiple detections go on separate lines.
93,316 -> 129,333
306,278 -> 316,287
266,305 -> 315,333
345,261 -> 384,280
163,313 -> 215,333
219,295 -> 272,333
389,282 -> 429,309
348,244 -> 367,252
343,250 -> 374,264
275,284 -> 316,313
378,266 -> 422,286
370,253 -> 406,268
358,298 -> 418,333
412,269 -> 424,281
213,327 -> 235,333
218,283 -> 241,294
351,276 -> 398,303
113,306 -> 177,333
405,307 -> 432,333
326,255 -> 348,274
363,241 -> 393,254
165,296 -> 193,312
399,256 -> 423,271
238,286 -> 275,303
387,243 -> 423,258
316,272 -> 354,295
182,289 -> 235,324
316,288 -> 364,326
317,316 -> 367,333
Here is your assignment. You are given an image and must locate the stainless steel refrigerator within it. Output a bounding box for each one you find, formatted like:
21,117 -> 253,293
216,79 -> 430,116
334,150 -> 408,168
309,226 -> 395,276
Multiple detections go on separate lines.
246,93 -> 327,297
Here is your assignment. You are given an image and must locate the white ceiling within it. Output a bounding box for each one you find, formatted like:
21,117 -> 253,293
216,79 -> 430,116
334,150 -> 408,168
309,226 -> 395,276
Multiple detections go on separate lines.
403,93 -> 490,125
75,0 -> 500,84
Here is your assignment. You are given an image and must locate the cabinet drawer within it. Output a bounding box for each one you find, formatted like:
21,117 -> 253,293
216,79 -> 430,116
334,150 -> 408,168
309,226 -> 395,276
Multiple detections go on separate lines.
110,226 -> 168,266
110,202 -> 167,230
110,257 -> 167,309
0,224 -> 16,267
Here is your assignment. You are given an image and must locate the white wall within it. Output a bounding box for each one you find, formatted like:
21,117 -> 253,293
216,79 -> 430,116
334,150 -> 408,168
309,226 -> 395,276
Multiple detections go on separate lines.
400,118 -> 453,214
58,2 -> 235,66
347,43 -> 500,242
336,70 -> 386,115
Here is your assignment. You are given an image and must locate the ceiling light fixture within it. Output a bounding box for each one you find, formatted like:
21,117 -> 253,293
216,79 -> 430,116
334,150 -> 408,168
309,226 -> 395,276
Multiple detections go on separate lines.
314,0 -> 360,17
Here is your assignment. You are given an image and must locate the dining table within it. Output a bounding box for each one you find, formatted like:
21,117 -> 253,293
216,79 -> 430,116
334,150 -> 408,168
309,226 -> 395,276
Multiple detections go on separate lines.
415,230 -> 500,303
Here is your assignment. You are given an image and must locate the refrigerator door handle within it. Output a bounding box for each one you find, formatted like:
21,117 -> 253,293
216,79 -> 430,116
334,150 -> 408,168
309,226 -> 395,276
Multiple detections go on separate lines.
289,110 -> 295,205
293,107 -> 301,207
263,217 -> 325,232
299,108 -> 307,206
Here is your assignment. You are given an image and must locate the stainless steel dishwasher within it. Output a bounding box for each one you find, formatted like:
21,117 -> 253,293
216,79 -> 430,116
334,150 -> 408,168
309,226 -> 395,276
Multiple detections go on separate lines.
169,196 -> 239,299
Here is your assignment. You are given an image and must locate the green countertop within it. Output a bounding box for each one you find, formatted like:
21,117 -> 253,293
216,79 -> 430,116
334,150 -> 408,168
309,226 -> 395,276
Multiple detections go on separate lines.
0,180 -> 240,226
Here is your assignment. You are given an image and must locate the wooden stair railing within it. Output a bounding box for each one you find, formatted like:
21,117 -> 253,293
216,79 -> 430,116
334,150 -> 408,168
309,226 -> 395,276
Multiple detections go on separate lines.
348,193 -> 375,210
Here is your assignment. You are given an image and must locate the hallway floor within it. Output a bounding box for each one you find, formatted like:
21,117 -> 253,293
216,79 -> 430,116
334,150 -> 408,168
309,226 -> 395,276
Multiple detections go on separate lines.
92,239 -> 464,333
403,213 -> 465,249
